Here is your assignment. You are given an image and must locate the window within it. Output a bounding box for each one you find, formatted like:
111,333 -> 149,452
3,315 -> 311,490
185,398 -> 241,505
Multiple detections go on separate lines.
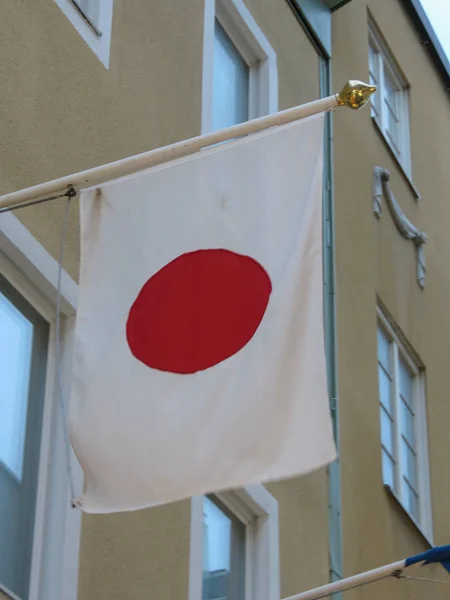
190,486 -> 279,600
54,0 -> 114,68
196,9 -> 278,598
213,21 -> 250,131
203,496 -> 245,600
0,277 -> 49,599
202,0 -> 278,133
72,0 -> 100,31
377,310 -> 432,540
368,21 -> 411,175
0,212 -> 81,600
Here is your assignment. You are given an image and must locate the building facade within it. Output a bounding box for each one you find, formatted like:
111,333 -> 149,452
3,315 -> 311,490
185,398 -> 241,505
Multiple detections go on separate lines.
0,1 -> 448,599
333,1 -> 450,598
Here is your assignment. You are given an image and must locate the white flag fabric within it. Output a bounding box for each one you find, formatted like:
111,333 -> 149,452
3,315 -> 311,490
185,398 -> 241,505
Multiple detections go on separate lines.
70,113 -> 336,513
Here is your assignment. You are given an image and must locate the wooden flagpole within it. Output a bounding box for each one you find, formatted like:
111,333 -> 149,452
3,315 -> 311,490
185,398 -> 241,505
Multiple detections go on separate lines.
281,559 -> 406,600
281,545 -> 450,600
0,81 -> 374,212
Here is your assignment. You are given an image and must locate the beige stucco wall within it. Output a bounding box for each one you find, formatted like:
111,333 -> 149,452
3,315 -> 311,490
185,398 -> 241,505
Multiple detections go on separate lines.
0,2 -> 329,600
78,501 -> 192,600
244,0 -> 321,109
0,0 -> 204,280
333,0 -> 450,598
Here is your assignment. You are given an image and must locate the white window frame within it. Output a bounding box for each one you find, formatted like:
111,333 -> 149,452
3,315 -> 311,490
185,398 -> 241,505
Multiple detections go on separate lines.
377,308 -> 433,543
0,212 -> 81,600
368,19 -> 411,177
197,8 -> 278,596
189,485 -> 279,600
202,0 -> 278,134
54,0 -> 114,68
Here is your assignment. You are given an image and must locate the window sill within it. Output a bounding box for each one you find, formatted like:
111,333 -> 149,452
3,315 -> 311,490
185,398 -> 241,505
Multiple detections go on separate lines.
384,484 -> 434,548
372,117 -> 422,201
0,582 -> 22,600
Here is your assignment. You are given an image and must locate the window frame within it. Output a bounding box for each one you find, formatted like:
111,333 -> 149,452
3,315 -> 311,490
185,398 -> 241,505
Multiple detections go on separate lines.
54,0 -> 114,68
203,494 -> 247,600
0,275 -> 49,599
368,20 -> 412,177
0,212 -> 81,600
189,485 -> 279,600
377,308 -> 433,542
202,0 -> 278,134
197,8 -> 278,596
71,0 -> 102,36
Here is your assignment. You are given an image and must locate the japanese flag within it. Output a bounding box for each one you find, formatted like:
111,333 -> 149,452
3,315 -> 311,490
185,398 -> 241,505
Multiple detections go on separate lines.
70,113 -> 336,513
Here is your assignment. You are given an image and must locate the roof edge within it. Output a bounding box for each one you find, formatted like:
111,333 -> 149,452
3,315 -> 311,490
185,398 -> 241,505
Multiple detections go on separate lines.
328,0 -> 353,11
401,0 -> 450,93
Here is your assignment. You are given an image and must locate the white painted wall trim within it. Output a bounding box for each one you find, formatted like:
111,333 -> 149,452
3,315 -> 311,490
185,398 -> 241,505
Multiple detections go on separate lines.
0,213 -> 81,600
0,212 -> 77,316
201,0 -> 278,133
373,167 -> 427,288
368,16 -> 412,178
54,0 -> 114,68
377,306 -> 434,544
189,485 -> 279,600
189,496 -> 205,600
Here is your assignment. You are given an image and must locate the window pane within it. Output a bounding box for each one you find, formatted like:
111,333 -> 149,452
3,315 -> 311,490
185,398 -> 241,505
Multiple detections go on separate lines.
380,406 -> 394,455
212,21 -> 250,132
203,496 -> 245,600
400,399 -> 415,448
384,68 -> 400,149
377,327 -> 390,371
0,277 -> 49,599
76,0 -> 100,25
402,479 -> 419,521
0,291 -> 33,479
370,82 -> 379,119
384,67 -> 399,114
386,108 -> 399,151
399,358 -> 413,408
382,449 -> 395,489
401,439 -> 417,490
378,364 -> 392,414
368,46 -> 380,118
369,44 -> 378,75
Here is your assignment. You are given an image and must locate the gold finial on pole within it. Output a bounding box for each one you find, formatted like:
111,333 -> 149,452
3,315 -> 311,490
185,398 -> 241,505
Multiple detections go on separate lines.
336,80 -> 377,110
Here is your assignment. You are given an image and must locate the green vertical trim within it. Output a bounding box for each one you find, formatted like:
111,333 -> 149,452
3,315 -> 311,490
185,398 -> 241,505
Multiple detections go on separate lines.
320,58 -> 343,596
284,3 -> 343,594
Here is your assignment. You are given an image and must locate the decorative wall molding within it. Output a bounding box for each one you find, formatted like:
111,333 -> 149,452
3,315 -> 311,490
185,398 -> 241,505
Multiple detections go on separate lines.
373,166 -> 427,288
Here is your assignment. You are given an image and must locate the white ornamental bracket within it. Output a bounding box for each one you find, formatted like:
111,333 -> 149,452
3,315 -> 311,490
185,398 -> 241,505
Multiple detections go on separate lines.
373,166 -> 427,288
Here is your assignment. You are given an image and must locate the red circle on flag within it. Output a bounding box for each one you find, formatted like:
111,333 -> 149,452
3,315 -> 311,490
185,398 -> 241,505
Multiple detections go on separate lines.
126,249 -> 272,374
